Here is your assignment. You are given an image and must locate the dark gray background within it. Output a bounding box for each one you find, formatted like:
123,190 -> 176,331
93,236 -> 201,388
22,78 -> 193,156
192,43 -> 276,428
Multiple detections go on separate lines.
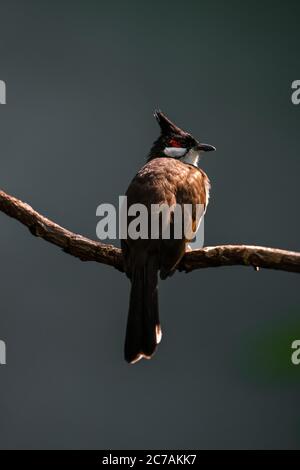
0,0 -> 299,449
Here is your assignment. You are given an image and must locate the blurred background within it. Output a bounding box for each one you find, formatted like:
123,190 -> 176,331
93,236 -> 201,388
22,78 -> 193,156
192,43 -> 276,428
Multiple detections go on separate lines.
0,0 -> 299,449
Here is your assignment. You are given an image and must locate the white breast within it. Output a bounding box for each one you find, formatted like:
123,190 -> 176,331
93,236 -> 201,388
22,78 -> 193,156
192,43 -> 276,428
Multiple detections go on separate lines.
181,148 -> 200,167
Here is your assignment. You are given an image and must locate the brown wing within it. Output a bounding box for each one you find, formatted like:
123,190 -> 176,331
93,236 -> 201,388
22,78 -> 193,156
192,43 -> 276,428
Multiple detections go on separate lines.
160,163 -> 209,277
122,158 -> 209,278
122,158 -> 178,275
176,166 -> 210,241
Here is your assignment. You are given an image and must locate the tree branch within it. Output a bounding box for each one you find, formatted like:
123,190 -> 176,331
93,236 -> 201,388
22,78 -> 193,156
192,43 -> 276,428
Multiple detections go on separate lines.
0,190 -> 124,271
0,189 -> 299,274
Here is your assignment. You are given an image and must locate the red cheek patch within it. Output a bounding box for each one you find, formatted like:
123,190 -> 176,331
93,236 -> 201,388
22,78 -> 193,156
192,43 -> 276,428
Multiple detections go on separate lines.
169,139 -> 181,148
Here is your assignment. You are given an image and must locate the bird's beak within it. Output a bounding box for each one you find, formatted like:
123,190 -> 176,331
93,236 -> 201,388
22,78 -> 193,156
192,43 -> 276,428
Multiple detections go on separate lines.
197,143 -> 216,152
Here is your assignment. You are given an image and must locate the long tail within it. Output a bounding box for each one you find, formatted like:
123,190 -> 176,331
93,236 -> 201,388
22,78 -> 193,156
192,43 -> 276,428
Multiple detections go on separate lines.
124,256 -> 161,364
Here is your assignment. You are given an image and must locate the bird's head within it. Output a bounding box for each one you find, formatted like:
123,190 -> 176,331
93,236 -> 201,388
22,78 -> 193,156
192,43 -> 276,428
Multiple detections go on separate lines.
148,110 -> 216,167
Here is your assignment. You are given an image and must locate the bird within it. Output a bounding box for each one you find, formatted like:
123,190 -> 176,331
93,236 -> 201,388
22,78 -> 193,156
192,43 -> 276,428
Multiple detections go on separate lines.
121,111 -> 215,364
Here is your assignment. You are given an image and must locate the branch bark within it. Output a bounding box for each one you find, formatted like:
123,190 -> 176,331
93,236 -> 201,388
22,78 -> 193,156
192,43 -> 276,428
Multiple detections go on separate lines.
0,189 -> 299,274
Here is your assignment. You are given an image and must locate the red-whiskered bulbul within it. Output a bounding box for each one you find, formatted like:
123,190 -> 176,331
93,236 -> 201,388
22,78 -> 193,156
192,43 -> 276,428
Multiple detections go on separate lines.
121,111 -> 215,364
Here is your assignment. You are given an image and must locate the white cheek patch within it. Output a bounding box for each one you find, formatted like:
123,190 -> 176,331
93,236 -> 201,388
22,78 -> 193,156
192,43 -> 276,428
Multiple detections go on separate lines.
164,147 -> 187,158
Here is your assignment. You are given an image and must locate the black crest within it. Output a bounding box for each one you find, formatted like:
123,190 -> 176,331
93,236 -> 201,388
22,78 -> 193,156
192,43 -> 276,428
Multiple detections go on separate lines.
154,110 -> 189,137
148,110 -> 196,160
